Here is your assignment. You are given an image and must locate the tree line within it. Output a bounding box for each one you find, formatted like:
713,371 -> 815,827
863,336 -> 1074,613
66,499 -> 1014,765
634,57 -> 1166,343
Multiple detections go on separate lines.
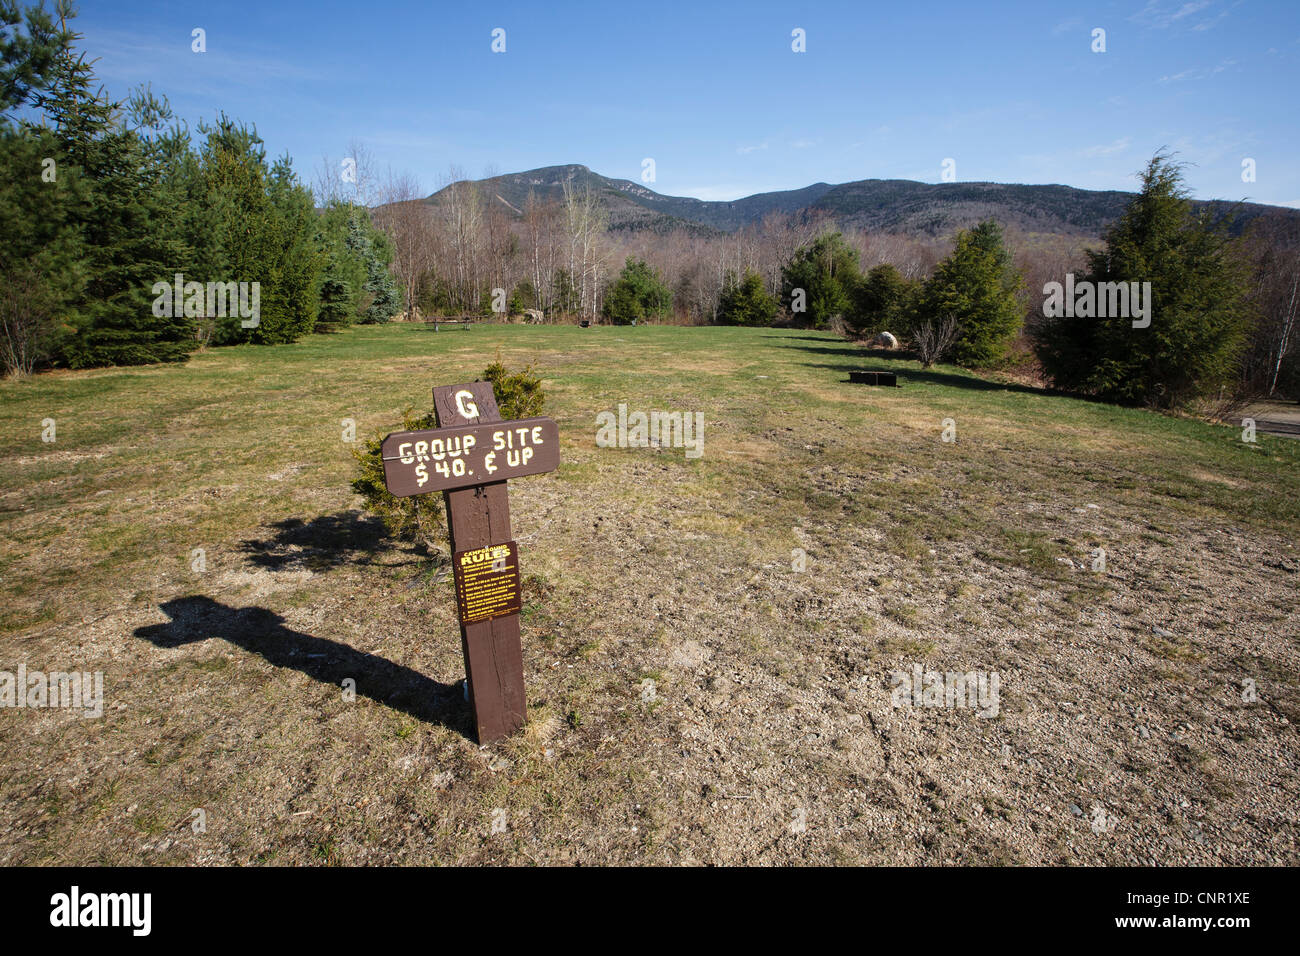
0,1 -> 400,375
3,2 -> 1296,412
373,149 -> 1295,407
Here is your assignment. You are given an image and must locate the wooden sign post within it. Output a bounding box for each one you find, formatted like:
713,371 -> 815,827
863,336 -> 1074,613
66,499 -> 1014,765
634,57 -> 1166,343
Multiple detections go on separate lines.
380,382 -> 559,743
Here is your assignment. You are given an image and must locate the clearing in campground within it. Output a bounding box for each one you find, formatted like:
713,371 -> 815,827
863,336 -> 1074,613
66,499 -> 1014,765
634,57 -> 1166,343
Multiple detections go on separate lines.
1,323 -> 1298,864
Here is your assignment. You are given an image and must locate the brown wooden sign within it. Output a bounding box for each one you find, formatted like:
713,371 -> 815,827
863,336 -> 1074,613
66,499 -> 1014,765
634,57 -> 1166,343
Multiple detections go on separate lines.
380,381 -> 559,744
380,418 -> 559,497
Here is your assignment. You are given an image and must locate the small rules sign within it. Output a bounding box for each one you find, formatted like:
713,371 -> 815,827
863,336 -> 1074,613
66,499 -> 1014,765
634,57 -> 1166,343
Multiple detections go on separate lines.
454,541 -> 522,625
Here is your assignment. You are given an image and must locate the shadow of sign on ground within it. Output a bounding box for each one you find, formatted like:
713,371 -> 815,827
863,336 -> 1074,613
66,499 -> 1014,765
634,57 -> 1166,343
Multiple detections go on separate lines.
133,596 -> 472,737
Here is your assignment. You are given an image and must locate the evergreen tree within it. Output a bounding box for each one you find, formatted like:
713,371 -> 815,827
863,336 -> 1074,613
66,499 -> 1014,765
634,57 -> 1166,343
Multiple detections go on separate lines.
0,0 -> 68,113
917,220 -> 1023,367
193,118 -> 325,344
1035,155 -> 1250,407
850,263 -> 918,336
415,269 -> 453,317
2,2 -> 394,365
32,16 -> 194,367
0,120 -> 84,373
315,266 -> 352,333
260,154 -> 321,342
602,257 -> 671,324
717,269 -> 778,326
312,204 -> 360,333
193,115 -> 269,344
781,232 -> 860,329
314,201 -> 395,329
362,226 -> 401,323
344,211 -> 400,324
509,280 -> 538,315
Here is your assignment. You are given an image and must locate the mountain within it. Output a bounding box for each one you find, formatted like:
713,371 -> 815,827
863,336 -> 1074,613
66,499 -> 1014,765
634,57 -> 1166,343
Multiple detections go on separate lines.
421,164 -> 1300,241
425,164 -> 798,235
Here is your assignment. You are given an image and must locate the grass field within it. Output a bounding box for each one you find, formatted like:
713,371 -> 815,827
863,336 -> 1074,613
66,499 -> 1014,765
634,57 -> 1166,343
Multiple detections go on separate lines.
2,323 -> 1298,864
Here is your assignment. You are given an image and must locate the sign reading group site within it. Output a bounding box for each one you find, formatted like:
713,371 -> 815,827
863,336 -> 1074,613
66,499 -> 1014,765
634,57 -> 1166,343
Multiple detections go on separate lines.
381,382 -> 559,743
380,418 -> 559,496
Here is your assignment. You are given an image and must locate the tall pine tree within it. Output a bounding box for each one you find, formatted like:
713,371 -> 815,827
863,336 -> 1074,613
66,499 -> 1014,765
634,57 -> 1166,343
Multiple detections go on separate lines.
917,220 -> 1023,367
780,232 -> 859,329
31,10 -> 194,367
1036,155 -> 1250,407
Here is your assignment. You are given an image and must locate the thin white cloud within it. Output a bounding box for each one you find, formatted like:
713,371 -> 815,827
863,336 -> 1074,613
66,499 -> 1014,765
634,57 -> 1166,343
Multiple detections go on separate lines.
1158,58 -> 1237,83
1173,1 -> 1213,20
736,142 -> 768,155
81,27 -> 324,101
1164,128 -> 1247,167
1084,137 -> 1132,157
1132,0 -> 1215,29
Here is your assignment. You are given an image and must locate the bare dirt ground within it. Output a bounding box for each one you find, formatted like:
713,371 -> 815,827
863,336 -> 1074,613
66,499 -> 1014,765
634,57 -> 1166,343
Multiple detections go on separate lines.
1,325 -> 1297,865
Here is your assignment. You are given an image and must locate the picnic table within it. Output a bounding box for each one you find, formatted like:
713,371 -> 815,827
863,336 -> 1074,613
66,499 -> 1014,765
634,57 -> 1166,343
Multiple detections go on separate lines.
429,315 -> 475,331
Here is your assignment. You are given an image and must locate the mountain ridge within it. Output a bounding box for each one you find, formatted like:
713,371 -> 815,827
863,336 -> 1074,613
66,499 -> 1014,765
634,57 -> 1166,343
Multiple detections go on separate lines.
418,163 -> 1300,241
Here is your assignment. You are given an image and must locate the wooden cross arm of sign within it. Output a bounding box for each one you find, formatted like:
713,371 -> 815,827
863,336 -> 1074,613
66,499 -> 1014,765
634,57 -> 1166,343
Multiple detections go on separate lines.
379,381 -> 559,744
379,417 -> 560,497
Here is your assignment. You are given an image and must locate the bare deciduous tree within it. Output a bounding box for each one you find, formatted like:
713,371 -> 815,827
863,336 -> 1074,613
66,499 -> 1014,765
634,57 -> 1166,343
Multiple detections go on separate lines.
523,192 -> 563,316
1238,225 -> 1300,399
1269,267 -> 1299,395
373,171 -> 435,321
562,178 -> 608,318
0,266 -> 57,377
313,140 -> 378,208
912,312 -> 961,368
440,166 -> 486,315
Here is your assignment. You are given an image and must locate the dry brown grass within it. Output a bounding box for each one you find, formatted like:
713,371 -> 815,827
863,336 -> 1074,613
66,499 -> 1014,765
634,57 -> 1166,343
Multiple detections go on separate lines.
1,323 -> 1299,865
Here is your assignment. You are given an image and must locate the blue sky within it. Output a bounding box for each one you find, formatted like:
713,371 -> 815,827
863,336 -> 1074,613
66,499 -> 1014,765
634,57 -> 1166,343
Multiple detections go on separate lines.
71,0 -> 1300,206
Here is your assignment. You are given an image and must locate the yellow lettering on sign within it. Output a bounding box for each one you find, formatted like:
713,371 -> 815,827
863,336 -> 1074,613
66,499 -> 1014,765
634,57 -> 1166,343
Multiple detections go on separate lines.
493,426 -> 544,451
459,545 -> 511,565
